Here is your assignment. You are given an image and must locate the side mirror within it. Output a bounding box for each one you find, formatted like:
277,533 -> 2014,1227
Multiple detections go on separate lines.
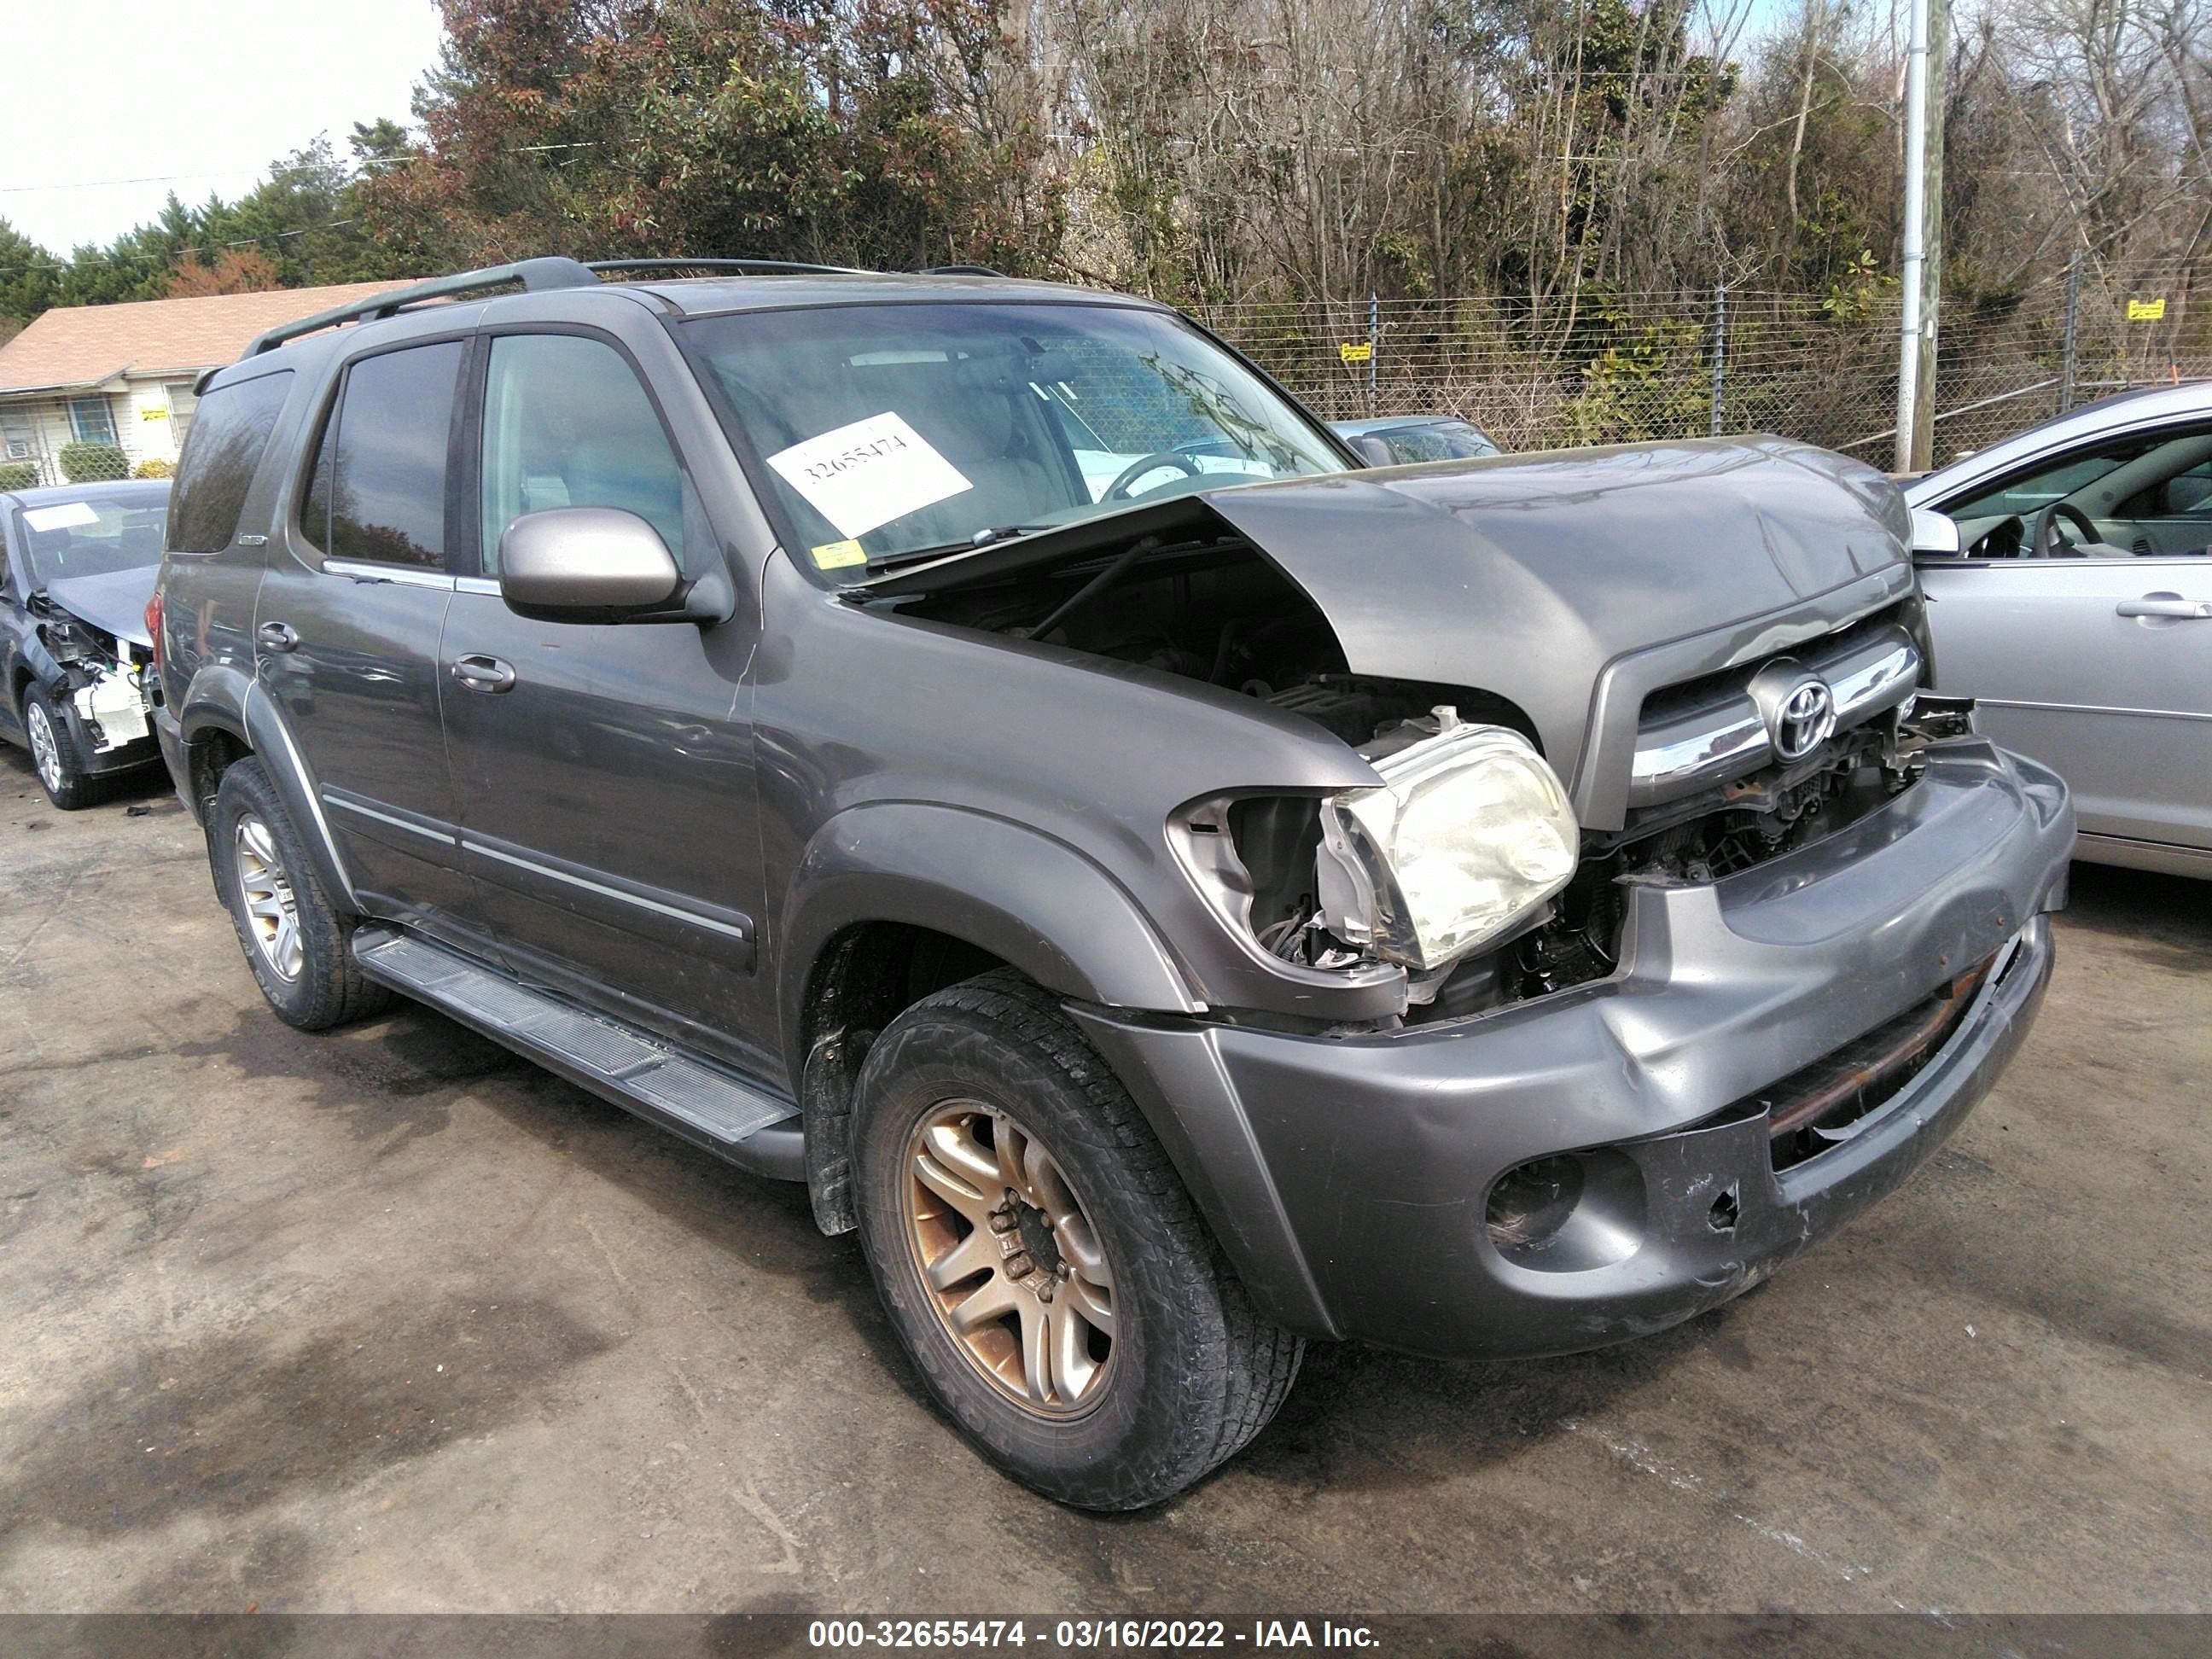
1908,505 -> 1962,557
498,507 -> 685,623
1349,434 -> 1396,469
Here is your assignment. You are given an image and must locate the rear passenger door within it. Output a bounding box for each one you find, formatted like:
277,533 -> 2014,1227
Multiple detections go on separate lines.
439,325 -> 773,1077
255,335 -> 490,951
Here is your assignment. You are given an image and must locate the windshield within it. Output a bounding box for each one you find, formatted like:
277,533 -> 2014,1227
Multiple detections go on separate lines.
684,302 -> 1348,571
15,486 -> 169,588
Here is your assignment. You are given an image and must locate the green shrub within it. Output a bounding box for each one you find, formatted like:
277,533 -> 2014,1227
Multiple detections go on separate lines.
133,457 -> 176,480
59,440 -> 128,482
0,461 -> 37,492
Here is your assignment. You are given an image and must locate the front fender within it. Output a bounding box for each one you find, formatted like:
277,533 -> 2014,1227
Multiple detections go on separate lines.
777,800 -> 1200,1073
19,631 -> 61,691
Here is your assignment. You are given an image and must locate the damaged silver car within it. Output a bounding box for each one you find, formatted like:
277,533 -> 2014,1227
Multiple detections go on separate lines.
2,479 -> 169,808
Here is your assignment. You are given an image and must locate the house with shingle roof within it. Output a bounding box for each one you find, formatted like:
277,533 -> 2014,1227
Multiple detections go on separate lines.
0,282 -> 411,485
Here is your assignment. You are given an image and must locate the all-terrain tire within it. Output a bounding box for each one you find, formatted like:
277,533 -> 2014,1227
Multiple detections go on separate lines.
852,968 -> 1302,1509
209,757 -> 393,1030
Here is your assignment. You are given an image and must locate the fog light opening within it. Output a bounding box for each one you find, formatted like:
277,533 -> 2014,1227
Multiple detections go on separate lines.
1708,1185 -> 1740,1234
1485,1149 -> 1646,1272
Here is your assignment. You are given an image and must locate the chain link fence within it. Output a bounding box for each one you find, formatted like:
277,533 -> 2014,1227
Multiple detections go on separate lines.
0,390 -> 163,488
1195,257 -> 2209,469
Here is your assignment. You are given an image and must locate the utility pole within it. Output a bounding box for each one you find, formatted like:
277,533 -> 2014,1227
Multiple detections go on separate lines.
1894,0 -> 1944,474
1910,0 -> 1947,469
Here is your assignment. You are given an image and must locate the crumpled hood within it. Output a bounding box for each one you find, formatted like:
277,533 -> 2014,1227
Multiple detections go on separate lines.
870,434 -> 1915,821
1196,435 -> 1913,805
43,564 -> 160,649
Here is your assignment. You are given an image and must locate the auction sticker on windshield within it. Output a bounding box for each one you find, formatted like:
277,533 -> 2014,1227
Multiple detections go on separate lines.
767,411 -> 973,539
22,502 -> 102,533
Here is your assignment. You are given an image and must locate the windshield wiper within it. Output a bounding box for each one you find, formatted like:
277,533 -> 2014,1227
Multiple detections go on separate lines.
867,526 -> 1050,567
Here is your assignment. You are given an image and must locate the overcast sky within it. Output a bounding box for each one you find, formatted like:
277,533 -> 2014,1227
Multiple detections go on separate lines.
0,0 -> 446,253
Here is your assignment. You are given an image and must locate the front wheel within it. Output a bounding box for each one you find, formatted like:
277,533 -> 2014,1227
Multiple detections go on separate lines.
23,684 -> 100,811
852,969 -> 1302,1509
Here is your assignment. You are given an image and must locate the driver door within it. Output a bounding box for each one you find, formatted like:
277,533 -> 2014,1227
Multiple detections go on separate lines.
439,325 -> 776,1079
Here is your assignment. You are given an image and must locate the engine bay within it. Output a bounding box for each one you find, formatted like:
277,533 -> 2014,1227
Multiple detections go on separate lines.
29,597 -> 159,755
888,530 -> 1932,1030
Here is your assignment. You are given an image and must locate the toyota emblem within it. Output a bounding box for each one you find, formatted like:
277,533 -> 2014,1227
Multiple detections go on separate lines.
1773,678 -> 1837,760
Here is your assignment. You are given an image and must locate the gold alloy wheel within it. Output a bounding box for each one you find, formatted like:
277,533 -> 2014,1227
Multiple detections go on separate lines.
903,1099 -> 1117,1416
234,812 -> 304,981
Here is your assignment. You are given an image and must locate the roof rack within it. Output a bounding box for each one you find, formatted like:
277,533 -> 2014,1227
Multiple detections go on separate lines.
244,257 -> 598,358
239,253 -> 872,362
916,264 -> 1004,276
586,257 -> 866,279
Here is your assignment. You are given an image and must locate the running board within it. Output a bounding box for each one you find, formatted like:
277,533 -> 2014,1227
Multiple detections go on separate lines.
352,928 -> 804,1181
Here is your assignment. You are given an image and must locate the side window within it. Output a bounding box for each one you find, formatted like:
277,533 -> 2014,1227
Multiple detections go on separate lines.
305,341 -> 464,569
480,334 -> 690,572
169,370 -> 294,555
1945,439 -> 2157,521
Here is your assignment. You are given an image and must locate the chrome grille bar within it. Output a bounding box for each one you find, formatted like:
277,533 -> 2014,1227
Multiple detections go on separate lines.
1628,624 -> 1920,808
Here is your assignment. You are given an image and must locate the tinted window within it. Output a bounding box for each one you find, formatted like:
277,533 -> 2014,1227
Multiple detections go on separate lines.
170,370 -> 293,555
480,334 -> 690,571
307,342 -> 463,568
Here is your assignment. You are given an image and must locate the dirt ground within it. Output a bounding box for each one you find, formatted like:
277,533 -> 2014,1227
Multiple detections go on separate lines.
0,745 -> 2204,1615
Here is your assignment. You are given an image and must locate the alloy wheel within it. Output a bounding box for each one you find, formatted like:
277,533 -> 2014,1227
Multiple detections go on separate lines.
234,813 -> 304,981
26,700 -> 62,795
903,1099 -> 1118,1416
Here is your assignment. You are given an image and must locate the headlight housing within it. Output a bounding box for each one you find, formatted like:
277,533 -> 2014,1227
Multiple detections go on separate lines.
1316,718 -> 1579,971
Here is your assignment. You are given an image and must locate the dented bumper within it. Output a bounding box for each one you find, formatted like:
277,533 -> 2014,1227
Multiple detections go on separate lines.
1073,739 -> 2072,1356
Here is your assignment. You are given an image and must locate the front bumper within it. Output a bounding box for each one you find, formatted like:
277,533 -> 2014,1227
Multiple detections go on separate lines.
51,687 -> 162,778
1074,738 -> 2073,1359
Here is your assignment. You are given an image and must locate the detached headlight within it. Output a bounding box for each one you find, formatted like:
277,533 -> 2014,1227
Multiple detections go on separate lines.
1316,718 -> 1579,970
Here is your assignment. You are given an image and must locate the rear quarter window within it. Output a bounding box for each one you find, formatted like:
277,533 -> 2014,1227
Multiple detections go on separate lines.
169,370 -> 294,554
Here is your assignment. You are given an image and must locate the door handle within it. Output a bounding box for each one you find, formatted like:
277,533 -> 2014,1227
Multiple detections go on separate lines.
257,620 -> 299,653
451,654 -> 517,693
2116,597 -> 2212,620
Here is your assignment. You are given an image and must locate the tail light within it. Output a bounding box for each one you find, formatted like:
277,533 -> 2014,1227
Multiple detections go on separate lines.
143,591 -> 164,676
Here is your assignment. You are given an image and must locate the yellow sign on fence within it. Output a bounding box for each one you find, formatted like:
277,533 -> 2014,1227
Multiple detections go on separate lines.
2127,297 -> 2168,322
1339,341 -> 1373,364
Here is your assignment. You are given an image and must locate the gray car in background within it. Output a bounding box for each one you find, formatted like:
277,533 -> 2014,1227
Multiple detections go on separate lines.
1331,414 -> 1502,466
1906,383 -> 2212,876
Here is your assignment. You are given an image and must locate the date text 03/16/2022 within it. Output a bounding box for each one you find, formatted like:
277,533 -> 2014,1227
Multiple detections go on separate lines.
806,1619 -> 1382,1650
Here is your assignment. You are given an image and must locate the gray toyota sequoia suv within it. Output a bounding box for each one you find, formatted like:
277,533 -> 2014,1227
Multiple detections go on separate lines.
153,257 -> 2074,1509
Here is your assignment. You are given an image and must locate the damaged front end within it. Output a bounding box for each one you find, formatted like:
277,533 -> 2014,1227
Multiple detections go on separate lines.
26,588 -> 163,768
1173,672 -> 1968,1031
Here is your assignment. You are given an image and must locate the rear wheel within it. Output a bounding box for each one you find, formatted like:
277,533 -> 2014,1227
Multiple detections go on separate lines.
210,758 -> 393,1030
852,969 -> 1302,1509
23,685 -> 100,811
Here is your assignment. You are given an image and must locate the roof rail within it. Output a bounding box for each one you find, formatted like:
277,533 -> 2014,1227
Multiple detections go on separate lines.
242,256 -> 599,358
916,265 -> 1004,276
587,258 -> 868,279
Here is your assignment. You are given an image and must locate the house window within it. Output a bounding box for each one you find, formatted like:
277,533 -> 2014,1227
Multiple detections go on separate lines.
69,396 -> 117,445
1,409 -> 32,463
166,382 -> 198,446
